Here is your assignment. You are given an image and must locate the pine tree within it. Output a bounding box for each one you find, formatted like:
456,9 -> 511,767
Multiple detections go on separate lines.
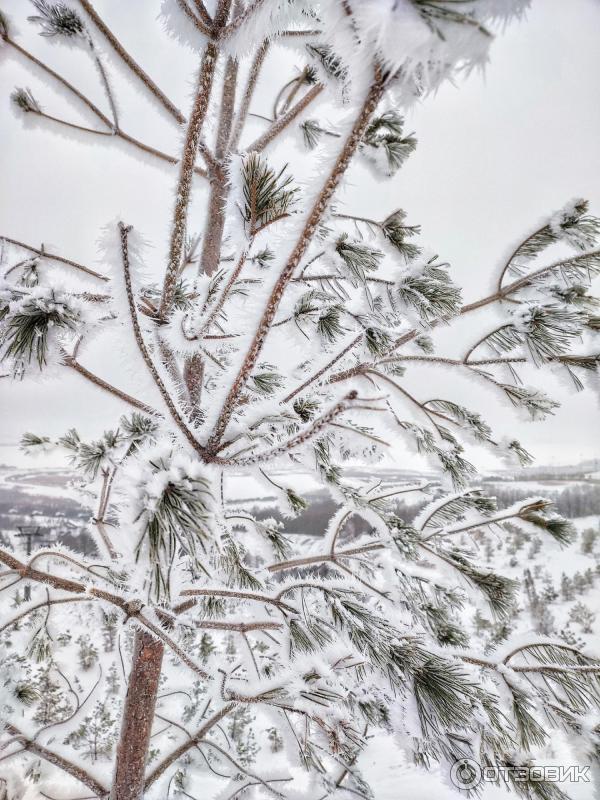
64,700 -> 118,763
581,526 -> 599,554
561,572 -> 575,602
227,705 -> 259,767
31,665 -> 73,727
569,602 -> 596,634
77,634 -> 99,670
1,3 -> 600,800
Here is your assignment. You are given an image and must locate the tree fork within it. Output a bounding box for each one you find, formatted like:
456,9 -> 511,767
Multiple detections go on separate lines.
206,69 -> 388,451
110,629 -> 164,800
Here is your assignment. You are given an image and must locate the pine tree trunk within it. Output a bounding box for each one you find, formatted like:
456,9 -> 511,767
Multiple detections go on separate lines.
110,630 -> 164,800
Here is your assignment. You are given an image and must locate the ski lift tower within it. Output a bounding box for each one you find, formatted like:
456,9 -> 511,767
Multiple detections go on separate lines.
14,525 -> 57,600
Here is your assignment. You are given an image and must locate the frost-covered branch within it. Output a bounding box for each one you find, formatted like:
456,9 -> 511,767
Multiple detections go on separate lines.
4,28 -> 203,176
144,703 -> 235,788
77,0 -> 186,124
5,724 -> 107,796
159,42 -> 221,318
247,84 -> 324,153
62,352 -> 159,416
119,223 -> 205,454
1,237 -> 108,282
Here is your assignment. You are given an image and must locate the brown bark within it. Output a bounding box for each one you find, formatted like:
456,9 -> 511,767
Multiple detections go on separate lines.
199,172 -> 230,278
160,0 -> 233,318
183,352 -> 205,423
110,630 -> 164,800
159,44 -> 219,319
199,55 -> 238,278
185,48 -> 238,418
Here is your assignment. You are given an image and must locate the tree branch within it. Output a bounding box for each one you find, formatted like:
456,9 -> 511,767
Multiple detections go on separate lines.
119,223 -> 207,457
176,0 -> 214,37
497,225 -> 546,291
229,39 -> 270,151
248,84 -> 323,153
198,55 -> 239,278
62,351 -> 160,416
5,36 -> 112,127
502,641 -> 591,665
191,0 -> 214,28
201,249 -> 250,332
144,703 -> 235,787
194,620 -> 283,632
221,391 -> 359,465
0,596 -> 89,636
77,0 -> 186,124
176,587 -> 295,614
1,237 -> 107,282
5,36 -> 204,176
5,724 -> 107,797
282,334 -> 363,404
206,70 -> 388,451
159,44 -> 220,318
267,542 -> 386,574
219,0 -> 267,40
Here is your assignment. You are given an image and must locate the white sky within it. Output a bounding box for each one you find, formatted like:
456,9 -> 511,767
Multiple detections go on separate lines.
0,0 -> 599,468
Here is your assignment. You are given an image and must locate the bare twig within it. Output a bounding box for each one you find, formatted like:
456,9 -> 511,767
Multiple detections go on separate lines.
267,541 -> 386,574
0,596 -> 89,636
5,36 -> 112,127
229,39 -> 270,151
283,334 -> 363,404
77,0 -> 186,123
222,391 -> 360,466
219,0 -> 267,40
248,84 -> 323,153
176,0 -> 214,37
144,704 -> 235,787
5,36 -> 205,176
1,236 -> 107,282
62,351 -> 159,416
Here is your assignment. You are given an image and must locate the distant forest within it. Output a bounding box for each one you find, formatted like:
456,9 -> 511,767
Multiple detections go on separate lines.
1,476 -> 599,554
263,480 -> 600,536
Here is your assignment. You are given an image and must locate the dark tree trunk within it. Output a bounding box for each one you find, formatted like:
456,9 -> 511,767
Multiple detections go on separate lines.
110,630 -> 164,800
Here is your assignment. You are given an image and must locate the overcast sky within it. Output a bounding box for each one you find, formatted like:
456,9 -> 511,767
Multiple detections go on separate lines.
0,0 -> 599,469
